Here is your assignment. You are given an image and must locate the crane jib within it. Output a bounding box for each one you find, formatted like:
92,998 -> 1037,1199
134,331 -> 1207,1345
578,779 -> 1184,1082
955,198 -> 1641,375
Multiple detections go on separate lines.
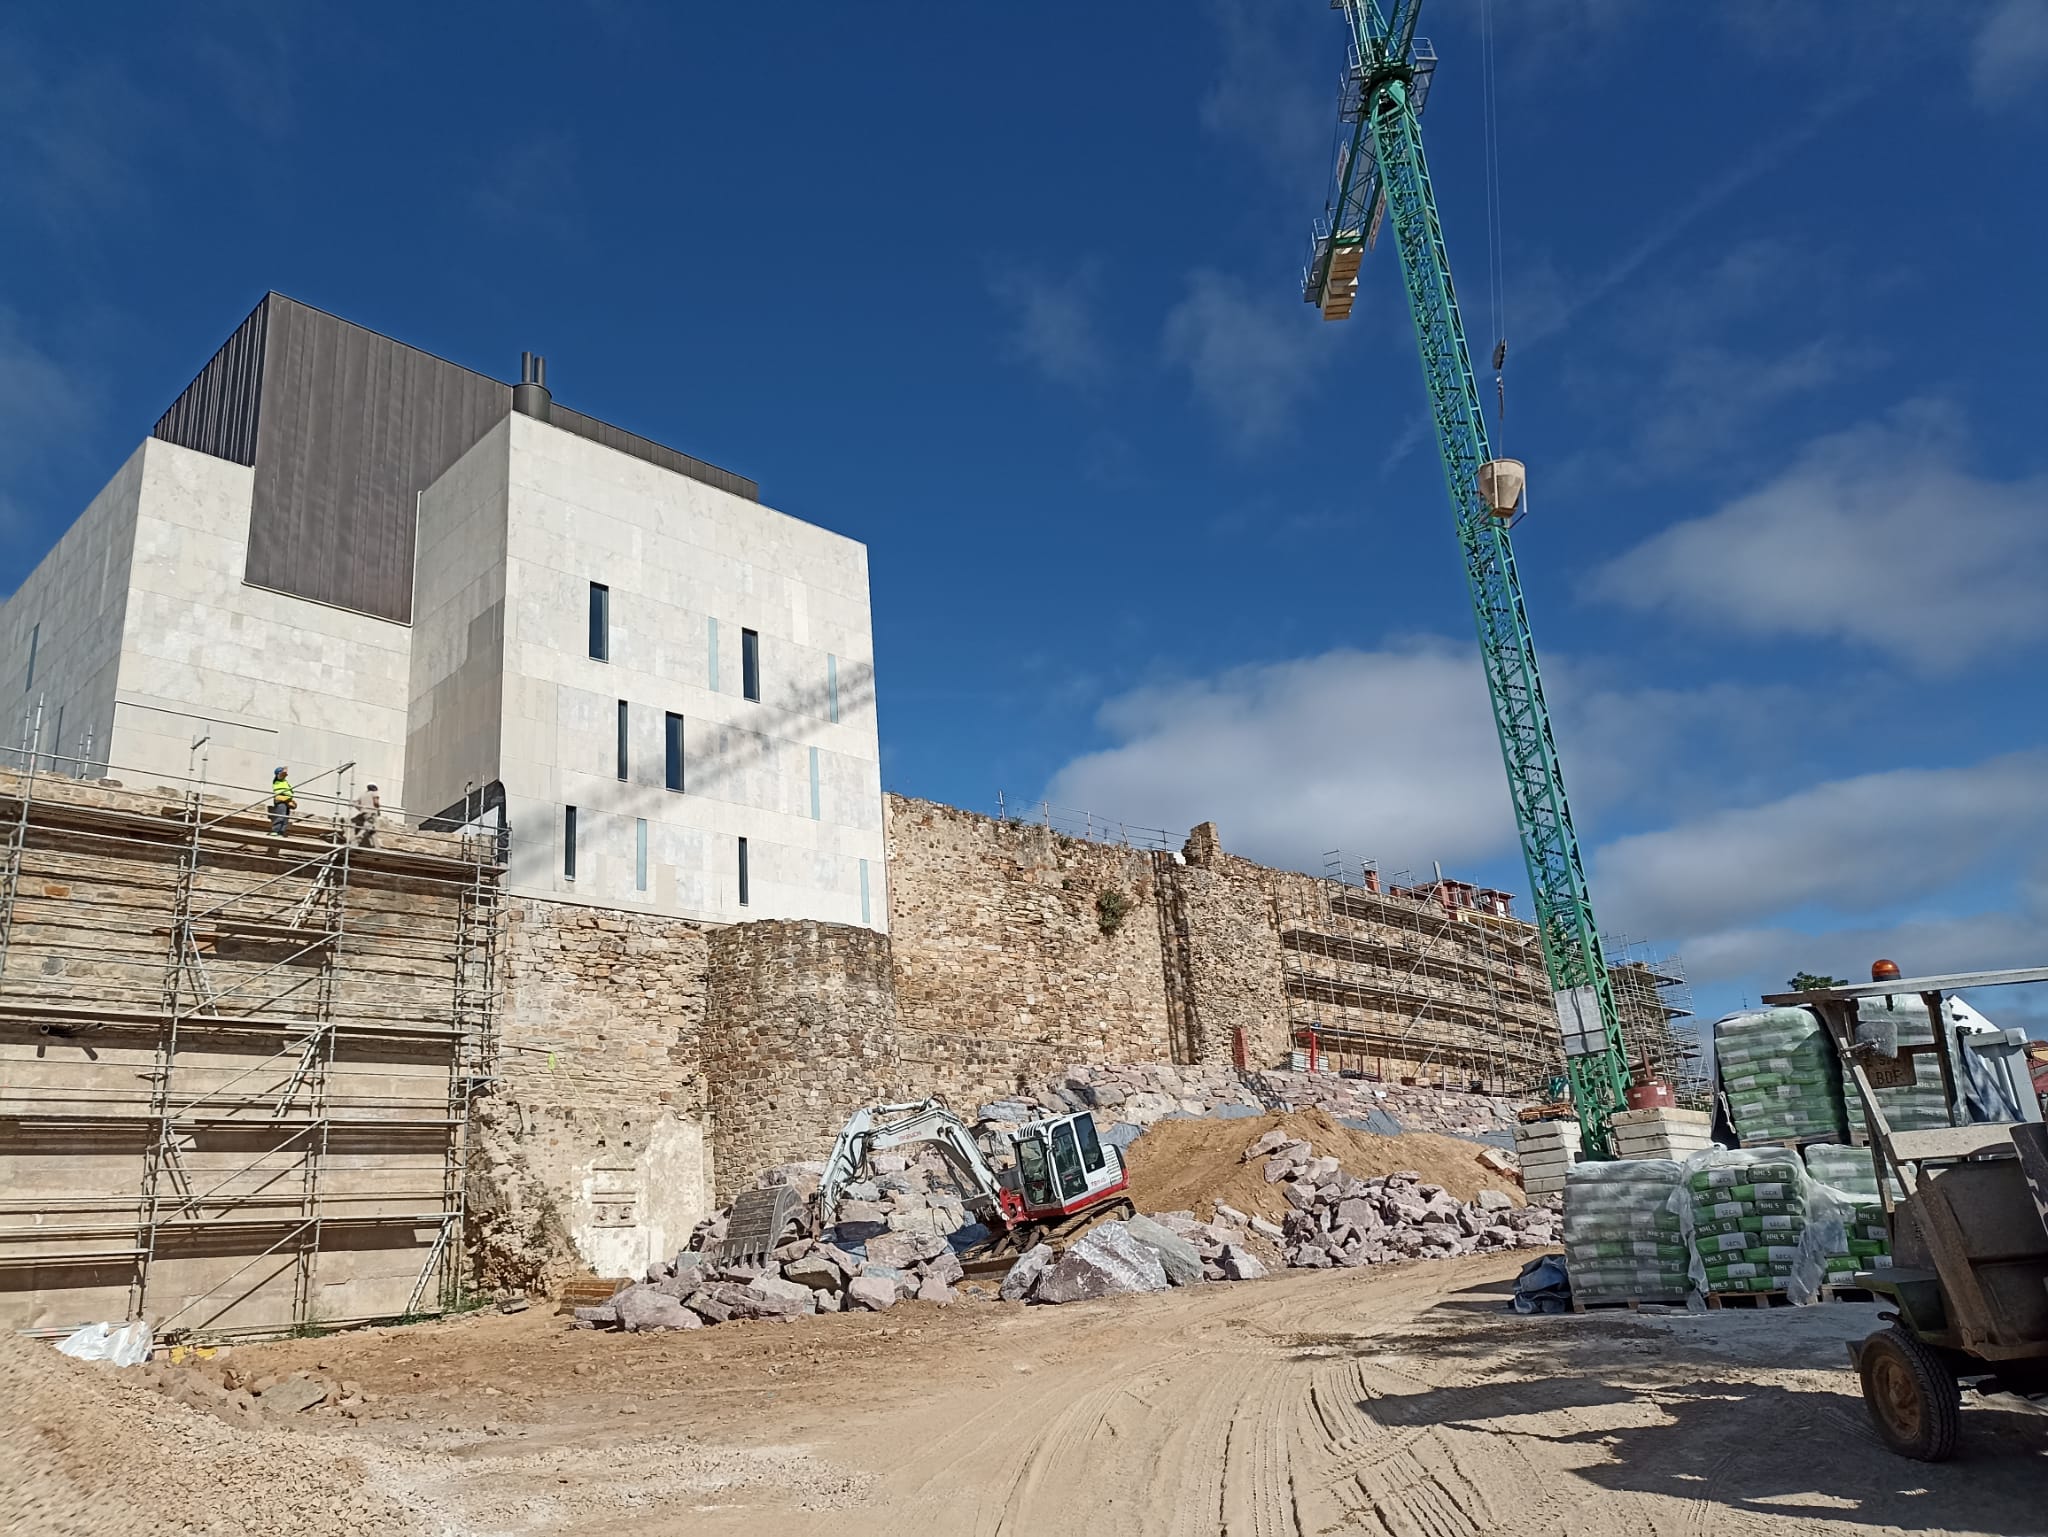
1307,6 -> 1633,1156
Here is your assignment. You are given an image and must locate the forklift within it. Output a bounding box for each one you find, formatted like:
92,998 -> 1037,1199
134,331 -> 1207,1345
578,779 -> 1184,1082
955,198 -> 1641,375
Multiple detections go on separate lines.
1765,966 -> 2048,1461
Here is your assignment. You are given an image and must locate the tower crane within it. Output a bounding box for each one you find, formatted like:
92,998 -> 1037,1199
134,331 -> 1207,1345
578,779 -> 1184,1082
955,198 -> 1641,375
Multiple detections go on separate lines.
1300,0 -> 1633,1157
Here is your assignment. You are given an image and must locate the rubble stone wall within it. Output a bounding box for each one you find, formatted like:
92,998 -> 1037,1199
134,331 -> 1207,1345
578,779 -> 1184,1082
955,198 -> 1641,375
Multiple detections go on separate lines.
477,897 -> 714,1291
701,918 -> 902,1201
883,796 -> 1178,1103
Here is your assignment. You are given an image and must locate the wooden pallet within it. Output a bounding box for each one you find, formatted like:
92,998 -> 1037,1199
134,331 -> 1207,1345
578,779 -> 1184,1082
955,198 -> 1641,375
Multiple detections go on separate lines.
1570,1295 -> 1683,1314
1820,1284 -> 1877,1304
1705,1289 -> 1795,1310
1734,1132 -> 1849,1151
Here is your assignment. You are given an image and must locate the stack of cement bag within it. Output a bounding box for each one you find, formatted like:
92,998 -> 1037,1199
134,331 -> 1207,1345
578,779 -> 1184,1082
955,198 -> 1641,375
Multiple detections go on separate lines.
1804,1143 -> 1892,1286
1562,1158 -> 1689,1303
1713,1008 -> 1846,1144
1841,997 -> 1952,1138
1680,1148 -> 1831,1300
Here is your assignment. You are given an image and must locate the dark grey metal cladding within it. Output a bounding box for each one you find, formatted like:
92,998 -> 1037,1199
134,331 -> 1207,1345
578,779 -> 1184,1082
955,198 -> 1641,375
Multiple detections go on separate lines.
154,292 -> 762,626
247,296 -> 511,623
153,297 -> 269,466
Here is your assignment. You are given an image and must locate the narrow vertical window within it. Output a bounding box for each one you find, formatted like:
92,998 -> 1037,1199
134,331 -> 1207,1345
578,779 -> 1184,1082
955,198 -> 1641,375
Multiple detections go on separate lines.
615,700 -> 629,781
859,857 -> 871,926
634,817 -> 648,892
706,617 -> 720,691
827,654 -> 839,722
808,746 -> 821,820
564,805 -> 578,880
588,583 -> 610,661
741,628 -> 761,701
24,622 -> 37,693
48,705 -> 63,773
737,835 -> 750,907
664,712 -> 684,792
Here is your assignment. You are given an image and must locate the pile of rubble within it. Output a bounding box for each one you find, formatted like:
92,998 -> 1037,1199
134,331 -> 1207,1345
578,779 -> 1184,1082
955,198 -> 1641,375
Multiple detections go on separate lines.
1242,1128 -> 1561,1268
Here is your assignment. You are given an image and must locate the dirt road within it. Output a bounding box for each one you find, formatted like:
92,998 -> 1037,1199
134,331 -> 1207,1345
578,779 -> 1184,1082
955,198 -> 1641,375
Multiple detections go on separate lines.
21,1253 -> 2047,1536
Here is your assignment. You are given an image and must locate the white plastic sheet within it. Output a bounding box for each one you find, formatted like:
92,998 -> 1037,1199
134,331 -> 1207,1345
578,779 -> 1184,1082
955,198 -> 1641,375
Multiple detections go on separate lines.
53,1319 -> 153,1367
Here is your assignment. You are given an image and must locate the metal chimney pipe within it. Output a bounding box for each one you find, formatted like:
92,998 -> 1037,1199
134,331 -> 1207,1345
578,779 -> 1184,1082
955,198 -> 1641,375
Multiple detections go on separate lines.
513,352 -> 553,422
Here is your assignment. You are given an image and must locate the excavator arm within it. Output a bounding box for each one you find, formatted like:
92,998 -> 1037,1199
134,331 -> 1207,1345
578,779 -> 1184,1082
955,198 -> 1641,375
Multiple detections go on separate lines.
817,1099 -> 1020,1228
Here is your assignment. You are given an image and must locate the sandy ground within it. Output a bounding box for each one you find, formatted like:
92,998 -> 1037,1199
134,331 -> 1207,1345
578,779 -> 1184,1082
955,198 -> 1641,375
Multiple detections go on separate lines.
21,1253 -> 2048,1536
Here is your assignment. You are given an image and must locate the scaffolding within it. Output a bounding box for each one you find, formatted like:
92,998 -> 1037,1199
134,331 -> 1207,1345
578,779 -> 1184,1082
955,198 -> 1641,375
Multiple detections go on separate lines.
0,734 -> 503,1338
1603,934 -> 1703,1101
1279,853 -> 1560,1093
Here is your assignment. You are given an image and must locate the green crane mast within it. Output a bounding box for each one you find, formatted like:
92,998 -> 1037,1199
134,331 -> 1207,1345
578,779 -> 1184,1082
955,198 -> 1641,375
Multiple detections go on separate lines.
1300,0 -> 1632,1156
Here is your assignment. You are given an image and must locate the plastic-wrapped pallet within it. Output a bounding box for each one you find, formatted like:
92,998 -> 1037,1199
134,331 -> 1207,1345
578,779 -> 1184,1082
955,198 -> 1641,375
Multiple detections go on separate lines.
1678,1147 -> 1844,1304
1841,998 -> 1952,1138
1804,1142 -> 1892,1286
1563,1158 -> 1689,1303
1713,1007 -> 1846,1144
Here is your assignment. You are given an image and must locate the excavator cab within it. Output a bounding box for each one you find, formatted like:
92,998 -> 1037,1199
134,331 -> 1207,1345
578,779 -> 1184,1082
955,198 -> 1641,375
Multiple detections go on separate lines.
1008,1112 -> 1125,1220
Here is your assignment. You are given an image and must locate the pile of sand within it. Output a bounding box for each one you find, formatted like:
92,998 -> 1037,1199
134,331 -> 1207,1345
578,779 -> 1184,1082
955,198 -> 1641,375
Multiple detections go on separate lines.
1124,1109 -> 1522,1226
0,1330 -> 414,1537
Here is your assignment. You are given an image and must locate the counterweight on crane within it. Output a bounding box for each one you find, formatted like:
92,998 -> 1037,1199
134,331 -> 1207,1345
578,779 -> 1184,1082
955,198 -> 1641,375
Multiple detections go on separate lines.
1300,0 -> 1633,1156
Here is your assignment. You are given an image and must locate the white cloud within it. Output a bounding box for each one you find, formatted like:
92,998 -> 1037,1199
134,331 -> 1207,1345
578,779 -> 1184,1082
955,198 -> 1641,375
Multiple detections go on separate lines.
1591,751 -> 2048,944
1587,403 -> 2048,672
1046,641 -> 1514,875
988,264 -> 1108,388
1970,0 -> 2048,106
1039,639 -> 1802,879
1163,269 -> 1331,449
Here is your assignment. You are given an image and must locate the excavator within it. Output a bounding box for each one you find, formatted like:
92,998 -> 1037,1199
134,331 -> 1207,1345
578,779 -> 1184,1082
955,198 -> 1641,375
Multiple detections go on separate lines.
818,1098 -> 1135,1256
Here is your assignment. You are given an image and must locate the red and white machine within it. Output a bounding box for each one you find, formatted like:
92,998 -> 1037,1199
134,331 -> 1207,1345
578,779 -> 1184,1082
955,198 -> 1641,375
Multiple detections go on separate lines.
817,1098 -> 1132,1239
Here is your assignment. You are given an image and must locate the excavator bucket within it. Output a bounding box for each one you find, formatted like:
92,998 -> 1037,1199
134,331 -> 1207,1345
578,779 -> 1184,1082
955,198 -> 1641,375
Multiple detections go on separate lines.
710,1184 -> 800,1267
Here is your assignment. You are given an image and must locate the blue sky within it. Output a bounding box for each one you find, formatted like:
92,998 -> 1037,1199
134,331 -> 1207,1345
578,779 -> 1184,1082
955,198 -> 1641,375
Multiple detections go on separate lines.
4,2 -> 2046,1025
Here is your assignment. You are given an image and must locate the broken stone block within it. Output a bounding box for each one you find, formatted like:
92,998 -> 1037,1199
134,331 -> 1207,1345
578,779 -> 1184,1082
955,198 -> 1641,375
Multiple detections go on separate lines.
816,1289 -> 843,1313
1218,1245 -> 1267,1281
999,1244 -> 1054,1302
1455,1206 -> 1486,1237
864,1231 -> 948,1270
1475,1188 -> 1515,1212
886,1207 -> 945,1236
915,1275 -> 957,1305
1214,1201 -> 1253,1226
1263,1157 -> 1297,1184
1125,1214 -> 1203,1286
1034,1222 -> 1170,1304
835,1200 -> 889,1227
645,1261 -> 674,1283
860,1263 -> 913,1298
1248,1215 -> 1286,1242
922,1249 -> 966,1288
573,1303 -> 619,1327
1290,1245 -> 1333,1269
258,1376 -> 328,1416
1334,1198 -> 1379,1232
1307,1156 -> 1344,1184
782,1254 -> 846,1293
846,1275 -> 899,1311
1242,1129 -> 1291,1162
747,1275 -> 820,1316
617,1287 -> 702,1331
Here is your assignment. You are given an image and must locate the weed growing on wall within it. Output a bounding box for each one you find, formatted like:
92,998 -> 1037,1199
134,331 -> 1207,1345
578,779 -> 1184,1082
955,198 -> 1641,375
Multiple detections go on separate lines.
1096,888 -> 1131,936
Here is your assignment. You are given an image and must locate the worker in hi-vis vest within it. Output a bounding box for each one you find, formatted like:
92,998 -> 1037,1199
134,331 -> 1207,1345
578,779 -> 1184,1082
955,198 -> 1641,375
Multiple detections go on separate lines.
269,766 -> 296,835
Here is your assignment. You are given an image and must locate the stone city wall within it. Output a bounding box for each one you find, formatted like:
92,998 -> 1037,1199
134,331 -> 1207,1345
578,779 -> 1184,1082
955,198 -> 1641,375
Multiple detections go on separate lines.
475,897 -> 713,1293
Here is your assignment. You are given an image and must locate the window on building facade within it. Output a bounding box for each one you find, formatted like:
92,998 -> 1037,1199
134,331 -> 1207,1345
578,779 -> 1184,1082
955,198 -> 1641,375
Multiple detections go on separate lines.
24,622 -> 38,693
564,805 -> 578,880
635,817 -> 648,892
737,835 -> 750,907
588,583 -> 610,661
616,700 -> 629,781
664,712 -> 684,792
741,628 -> 760,701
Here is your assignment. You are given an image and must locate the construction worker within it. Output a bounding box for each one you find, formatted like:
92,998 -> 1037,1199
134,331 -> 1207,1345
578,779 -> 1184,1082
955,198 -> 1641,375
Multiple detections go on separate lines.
352,783 -> 383,848
269,766 -> 295,835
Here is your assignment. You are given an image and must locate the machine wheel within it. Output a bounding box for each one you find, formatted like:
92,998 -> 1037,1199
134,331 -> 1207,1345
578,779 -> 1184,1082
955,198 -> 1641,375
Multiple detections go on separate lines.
1858,1326 -> 1961,1462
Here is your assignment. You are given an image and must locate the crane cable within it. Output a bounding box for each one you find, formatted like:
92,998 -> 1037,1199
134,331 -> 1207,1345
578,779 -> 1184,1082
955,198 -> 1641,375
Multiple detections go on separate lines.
1478,0 -> 1508,437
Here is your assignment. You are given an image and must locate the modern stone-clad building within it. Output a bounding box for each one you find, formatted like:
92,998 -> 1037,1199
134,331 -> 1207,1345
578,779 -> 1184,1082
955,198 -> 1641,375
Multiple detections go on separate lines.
0,294 -> 886,930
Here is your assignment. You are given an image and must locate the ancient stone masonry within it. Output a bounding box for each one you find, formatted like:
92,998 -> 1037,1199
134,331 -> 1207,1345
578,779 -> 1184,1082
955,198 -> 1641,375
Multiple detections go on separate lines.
702,919 -> 900,1202
884,796 -> 1174,1101
476,898 -> 712,1294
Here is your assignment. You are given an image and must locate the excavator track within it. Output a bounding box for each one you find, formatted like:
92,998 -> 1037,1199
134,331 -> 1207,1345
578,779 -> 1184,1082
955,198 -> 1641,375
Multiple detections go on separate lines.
958,1196 -> 1137,1280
